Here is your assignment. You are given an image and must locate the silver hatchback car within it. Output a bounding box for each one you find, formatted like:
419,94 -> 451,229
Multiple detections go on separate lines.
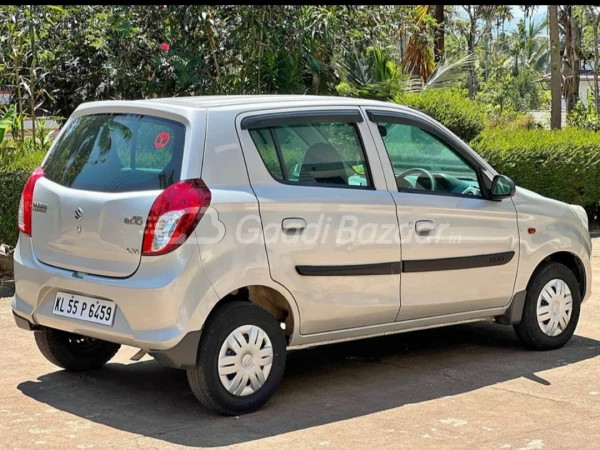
12,96 -> 592,414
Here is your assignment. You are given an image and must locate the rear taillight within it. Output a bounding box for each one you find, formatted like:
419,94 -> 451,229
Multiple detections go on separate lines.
142,179 -> 212,256
18,167 -> 45,236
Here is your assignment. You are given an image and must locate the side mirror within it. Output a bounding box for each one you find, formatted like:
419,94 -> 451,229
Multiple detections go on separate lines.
490,175 -> 516,200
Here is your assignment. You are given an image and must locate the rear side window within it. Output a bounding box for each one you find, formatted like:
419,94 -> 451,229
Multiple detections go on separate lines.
249,122 -> 372,189
43,113 -> 185,193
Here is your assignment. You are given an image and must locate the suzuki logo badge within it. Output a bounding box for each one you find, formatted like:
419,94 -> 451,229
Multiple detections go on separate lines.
75,207 -> 83,221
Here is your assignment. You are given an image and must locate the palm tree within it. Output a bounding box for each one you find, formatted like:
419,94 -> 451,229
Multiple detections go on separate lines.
461,5 -> 513,98
559,6 -> 581,112
520,5 -> 538,23
433,5 -> 445,63
507,18 -> 549,74
401,5 -> 435,81
549,5 -> 561,129
335,45 -> 405,100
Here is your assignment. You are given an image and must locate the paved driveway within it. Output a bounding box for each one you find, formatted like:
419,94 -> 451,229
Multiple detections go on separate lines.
2,240 -> 600,450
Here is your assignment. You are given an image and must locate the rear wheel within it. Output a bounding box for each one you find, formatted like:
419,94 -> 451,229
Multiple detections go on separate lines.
514,262 -> 581,350
187,301 -> 286,415
34,328 -> 120,371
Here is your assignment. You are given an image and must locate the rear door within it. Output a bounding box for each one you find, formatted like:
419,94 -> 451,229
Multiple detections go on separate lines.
238,107 -> 401,335
32,112 -> 188,277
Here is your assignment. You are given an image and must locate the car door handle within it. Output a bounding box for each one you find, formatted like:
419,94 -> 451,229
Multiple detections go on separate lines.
415,220 -> 436,234
282,218 -> 307,232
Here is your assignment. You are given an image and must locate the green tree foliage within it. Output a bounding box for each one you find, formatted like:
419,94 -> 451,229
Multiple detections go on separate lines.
0,5 -> 410,117
0,148 -> 45,247
568,99 -> 600,131
335,45 -> 407,101
478,70 -> 548,114
1,5 -> 562,124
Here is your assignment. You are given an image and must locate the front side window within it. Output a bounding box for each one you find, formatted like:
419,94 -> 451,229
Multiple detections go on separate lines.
249,121 -> 372,188
377,123 -> 481,197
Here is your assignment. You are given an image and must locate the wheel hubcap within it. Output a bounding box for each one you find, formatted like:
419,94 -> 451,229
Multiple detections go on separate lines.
218,325 -> 273,397
241,354 -> 253,368
536,279 -> 573,337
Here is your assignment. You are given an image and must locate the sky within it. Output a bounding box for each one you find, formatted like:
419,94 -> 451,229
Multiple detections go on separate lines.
506,5 -> 548,32
455,6 -> 548,34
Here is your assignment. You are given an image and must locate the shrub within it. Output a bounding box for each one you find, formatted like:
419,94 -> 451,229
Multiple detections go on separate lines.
0,148 -> 46,247
477,70 -> 548,114
395,89 -> 485,142
485,112 -> 540,131
567,99 -> 600,132
471,128 -> 600,216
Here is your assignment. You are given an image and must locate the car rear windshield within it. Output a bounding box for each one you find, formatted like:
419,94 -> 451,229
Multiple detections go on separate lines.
43,113 -> 185,193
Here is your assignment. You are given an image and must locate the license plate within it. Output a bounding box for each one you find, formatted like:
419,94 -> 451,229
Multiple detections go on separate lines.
52,292 -> 116,326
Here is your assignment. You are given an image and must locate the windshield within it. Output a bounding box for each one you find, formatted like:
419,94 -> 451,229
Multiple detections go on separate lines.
43,113 -> 185,193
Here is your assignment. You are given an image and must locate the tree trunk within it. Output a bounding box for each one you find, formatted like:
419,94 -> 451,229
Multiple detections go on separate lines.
549,6 -> 561,129
204,13 -> 222,94
13,9 -> 24,142
560,7 -> 574,113
467,11 -> 477,98
29,5 -> 36,143
400,28 -> 406,61
561,6 -> 580,113
484,25 -> 491,83
594,17 -> 600,114
433,5 -> 445,63
571,9 -> 581,109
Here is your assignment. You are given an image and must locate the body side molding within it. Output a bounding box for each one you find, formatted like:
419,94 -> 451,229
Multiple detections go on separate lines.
296,262 -> 401,276
296,251 -> 515,276
402,251 -> 515,273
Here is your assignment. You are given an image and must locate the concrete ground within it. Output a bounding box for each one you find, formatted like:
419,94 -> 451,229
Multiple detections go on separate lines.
2,243 -> 600,450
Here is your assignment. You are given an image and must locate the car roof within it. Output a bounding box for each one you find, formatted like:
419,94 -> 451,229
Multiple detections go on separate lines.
75,95 -> 419,119
133,94 -> 410,111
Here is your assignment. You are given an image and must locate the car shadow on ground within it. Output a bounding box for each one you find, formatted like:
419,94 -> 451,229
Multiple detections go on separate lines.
18,321 -> 600,447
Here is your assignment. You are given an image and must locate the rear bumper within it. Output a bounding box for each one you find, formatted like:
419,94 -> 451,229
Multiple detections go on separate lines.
13,311 -> 40,331
148,330 -> 202,369
11,235 -> 219,351
13,309 -> 201,369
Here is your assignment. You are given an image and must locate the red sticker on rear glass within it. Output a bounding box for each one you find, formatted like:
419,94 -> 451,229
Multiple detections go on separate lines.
154,132 -> 170,149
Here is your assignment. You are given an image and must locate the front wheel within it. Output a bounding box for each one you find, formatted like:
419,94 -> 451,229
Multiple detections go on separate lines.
514,262 -> 581,350
187,301 -> 286,415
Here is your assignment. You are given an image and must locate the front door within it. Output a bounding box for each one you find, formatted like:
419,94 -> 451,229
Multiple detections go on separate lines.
238,108 -> 401,335
365,108 -> 519,321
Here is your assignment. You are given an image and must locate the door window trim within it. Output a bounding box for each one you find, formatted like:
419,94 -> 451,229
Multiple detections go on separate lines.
269,127 -> 289,181
244,110 -> 376,191
241,109 -> 363,130
366,109 -> 491,199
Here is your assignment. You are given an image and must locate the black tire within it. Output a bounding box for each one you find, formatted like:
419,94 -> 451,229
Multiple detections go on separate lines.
34,328 -> 121,371
187,301 -> 286,415
514,262 -> 581,350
